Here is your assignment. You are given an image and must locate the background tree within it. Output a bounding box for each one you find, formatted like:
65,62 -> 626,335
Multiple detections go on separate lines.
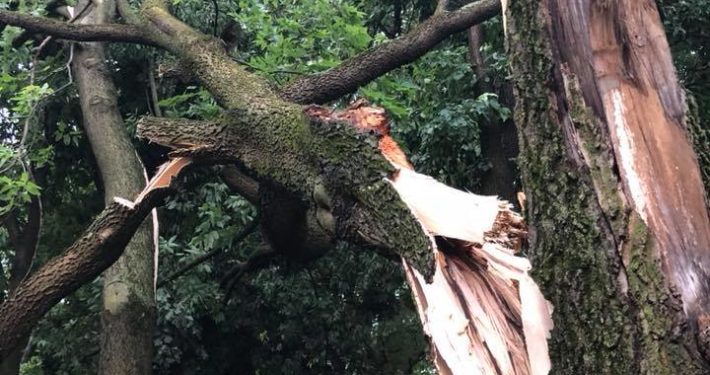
70,0 -> 157,373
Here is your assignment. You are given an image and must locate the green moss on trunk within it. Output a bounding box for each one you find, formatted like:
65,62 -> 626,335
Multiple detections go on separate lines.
505,1 -> 704,373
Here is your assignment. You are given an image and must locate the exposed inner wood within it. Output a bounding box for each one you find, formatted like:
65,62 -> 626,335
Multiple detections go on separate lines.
310,101 -> 553,375
590,2 -> 710,320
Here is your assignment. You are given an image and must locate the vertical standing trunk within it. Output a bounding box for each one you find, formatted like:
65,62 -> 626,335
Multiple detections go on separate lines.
504,0 -> 710,373
72,1 -> 156,373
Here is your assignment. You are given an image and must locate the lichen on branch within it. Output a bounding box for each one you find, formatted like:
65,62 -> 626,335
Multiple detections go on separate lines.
137,106 -> 436,278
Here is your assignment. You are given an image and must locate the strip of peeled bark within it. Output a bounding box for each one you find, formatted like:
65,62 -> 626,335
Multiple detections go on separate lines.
71,1 -> 156,373
505,0 -> 710,372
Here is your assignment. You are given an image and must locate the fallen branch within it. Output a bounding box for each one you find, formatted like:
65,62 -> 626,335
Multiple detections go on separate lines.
0,157 -> 192,359
0,193 -> 164,358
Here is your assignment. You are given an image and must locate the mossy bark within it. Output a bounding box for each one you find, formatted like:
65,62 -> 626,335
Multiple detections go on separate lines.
0,0 -> 510,362
130,1 -> 439,277
505,0 -> 709,373
136,112 -> 435,277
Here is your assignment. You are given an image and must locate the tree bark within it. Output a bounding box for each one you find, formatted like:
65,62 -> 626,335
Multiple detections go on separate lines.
0,0 -> 510,364
72,1 -> 156,373
505,0 -> 710,372
0,190 -> 168,361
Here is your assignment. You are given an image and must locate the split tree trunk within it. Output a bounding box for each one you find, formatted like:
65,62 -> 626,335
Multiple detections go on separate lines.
504,0 -> 710,373
72,1 -> 156,373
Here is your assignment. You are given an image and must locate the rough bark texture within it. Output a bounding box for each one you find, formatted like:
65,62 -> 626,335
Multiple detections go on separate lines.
505,0 -> 710,373
136,112 -> 435,276
71,2 -> 156,373
0,189 -> 167,360
0,9 -> 155,45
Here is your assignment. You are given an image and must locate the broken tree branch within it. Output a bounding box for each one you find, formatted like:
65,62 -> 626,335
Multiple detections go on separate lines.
0,186 -> 170,360
135,113 -> 433,274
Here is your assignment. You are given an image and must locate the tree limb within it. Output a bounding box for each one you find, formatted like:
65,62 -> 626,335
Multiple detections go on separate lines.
2,0 -> 500,106
0,10 -> 157,45
279,0 -> 501,104
0,0 -> 504,360
137,0 -> 500,106
136,108 -> 433,274
0,187 -> 170,360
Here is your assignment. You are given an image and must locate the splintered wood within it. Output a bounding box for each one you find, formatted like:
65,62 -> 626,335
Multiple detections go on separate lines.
134,157 -> 192,204
138,100 -> 554,374
317,100 -> 554,375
